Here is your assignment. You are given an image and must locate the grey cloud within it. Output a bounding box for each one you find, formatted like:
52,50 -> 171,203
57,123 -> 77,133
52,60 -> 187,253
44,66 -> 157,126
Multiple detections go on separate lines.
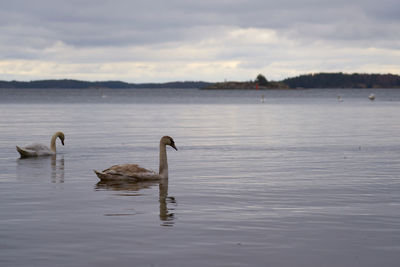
2,0 -> 399,49
0,0 -> 399,82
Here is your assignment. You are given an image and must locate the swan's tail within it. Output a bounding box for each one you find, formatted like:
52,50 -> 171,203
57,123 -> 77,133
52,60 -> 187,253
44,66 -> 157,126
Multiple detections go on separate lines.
16,146 -> 31,158
93,169 -> 107,180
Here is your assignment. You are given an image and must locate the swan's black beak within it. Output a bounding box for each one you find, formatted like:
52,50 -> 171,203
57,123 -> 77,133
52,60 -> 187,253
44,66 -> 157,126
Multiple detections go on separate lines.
61,139 -> 65,146
171,143 -> 178,151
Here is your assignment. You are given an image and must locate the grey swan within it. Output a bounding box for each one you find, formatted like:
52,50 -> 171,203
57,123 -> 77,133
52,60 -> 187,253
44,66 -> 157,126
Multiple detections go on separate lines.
94,136 -> 177,181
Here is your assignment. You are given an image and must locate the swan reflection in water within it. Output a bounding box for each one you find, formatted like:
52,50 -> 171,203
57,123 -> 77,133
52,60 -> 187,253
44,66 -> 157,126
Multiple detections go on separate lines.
16,154 -> 65,183
51,155 -> 64,183
95,179 -> 176,226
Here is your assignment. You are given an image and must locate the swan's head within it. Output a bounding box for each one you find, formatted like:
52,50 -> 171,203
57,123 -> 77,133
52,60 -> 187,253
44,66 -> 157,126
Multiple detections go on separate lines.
57,132 -> 65,146
161,136 -> 177,151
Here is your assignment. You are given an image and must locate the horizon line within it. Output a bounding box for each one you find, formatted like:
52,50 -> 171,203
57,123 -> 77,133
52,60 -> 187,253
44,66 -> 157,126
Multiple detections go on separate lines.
1,71 -> 399,84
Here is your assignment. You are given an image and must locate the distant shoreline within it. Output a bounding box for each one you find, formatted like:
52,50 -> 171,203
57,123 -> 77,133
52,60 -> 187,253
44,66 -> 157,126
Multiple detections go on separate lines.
1,72 -> 399,89
0,80 -> 212,90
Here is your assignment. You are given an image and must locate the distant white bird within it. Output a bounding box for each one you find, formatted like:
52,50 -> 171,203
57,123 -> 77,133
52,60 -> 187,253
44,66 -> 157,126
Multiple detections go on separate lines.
16,131 -> 65,157
94,136 -> 177,181
337,96 -> 343,102
368,93 -> 375,101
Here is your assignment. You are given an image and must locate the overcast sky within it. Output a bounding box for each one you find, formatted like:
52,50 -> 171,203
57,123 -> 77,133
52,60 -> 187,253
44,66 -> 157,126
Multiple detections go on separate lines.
1,0 -> 399,82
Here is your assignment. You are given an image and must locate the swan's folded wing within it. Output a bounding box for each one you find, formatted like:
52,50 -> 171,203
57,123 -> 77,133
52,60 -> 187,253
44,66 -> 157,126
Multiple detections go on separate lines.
24,143 -> 51,152
103,164 -> 156,177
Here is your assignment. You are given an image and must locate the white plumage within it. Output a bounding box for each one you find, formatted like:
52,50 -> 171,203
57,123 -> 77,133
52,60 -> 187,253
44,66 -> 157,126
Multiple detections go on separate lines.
16,131 -> 65,157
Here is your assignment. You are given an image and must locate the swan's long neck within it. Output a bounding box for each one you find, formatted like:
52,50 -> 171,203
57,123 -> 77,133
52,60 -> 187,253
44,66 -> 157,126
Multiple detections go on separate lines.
159,142 -> 168,178
50,133 -> 58,152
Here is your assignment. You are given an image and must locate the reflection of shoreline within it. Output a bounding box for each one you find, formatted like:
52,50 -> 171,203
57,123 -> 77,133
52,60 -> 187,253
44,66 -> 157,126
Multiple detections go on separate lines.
16,154 -> 65,183
96,179 -> 176,226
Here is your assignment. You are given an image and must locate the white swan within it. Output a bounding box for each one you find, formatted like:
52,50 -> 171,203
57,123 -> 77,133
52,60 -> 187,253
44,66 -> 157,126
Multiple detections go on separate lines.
16,131 -> 65,157
94,136 -> 177,181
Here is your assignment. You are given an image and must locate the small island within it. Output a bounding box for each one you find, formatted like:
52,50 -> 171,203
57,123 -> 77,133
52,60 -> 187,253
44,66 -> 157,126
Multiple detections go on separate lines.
203,74 -> 289,90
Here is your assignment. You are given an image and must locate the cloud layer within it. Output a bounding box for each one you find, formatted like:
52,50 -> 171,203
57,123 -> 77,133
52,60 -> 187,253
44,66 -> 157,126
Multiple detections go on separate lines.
1,0 -> 399,82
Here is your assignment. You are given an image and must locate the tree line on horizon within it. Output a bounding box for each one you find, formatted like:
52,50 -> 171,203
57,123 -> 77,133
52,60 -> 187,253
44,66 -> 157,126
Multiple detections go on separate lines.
281,73 -> 400,88
0,73 -> 400,89
0,79 -> 212,89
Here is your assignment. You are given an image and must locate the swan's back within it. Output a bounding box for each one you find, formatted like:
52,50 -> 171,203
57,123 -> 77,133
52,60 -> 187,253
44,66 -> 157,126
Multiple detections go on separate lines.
24,143 -> 51,152
103,164 -> 154,175
94,164 -> 158,181
16,143 -> 53,157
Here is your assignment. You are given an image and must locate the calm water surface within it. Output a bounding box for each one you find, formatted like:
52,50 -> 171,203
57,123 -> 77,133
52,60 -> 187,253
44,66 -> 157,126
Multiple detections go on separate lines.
1,88 -> 400,266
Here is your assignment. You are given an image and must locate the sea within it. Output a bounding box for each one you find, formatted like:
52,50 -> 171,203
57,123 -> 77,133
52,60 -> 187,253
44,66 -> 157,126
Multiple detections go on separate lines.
0,87 -> 399,267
